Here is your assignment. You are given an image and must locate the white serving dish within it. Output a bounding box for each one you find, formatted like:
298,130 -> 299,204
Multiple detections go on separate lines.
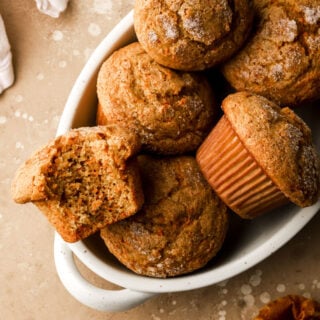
53,10 -> 320,312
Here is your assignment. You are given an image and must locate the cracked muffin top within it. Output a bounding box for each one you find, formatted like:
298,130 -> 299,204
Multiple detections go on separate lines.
100,155 -> 229,278
97,42 -> 218,155
134,0 -> 253,71
222,0 -> 320,107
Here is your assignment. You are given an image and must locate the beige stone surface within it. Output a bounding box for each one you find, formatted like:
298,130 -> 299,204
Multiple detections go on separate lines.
1,1 -> 319,319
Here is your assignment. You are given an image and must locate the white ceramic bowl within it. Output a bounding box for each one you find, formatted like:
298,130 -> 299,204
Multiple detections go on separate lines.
54,10 -> 320,312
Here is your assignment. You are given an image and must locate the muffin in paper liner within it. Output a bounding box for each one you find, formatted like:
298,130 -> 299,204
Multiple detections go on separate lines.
196,92 -> 320,219
196,115 -> 289,218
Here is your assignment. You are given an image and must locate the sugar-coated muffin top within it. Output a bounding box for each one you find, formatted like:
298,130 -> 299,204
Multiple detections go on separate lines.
134,0 -> 253,70
97,42 -> 217,155
222,0 -> 320,106
101,155 -> 229,278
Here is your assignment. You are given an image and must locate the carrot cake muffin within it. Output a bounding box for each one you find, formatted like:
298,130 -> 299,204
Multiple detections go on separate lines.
134,0 -> 253,71
11,125 -> 144,242
100,155 -> 229,278
97,42 -> 217,155
222,0 -> 320,106
196,92 -> 320,219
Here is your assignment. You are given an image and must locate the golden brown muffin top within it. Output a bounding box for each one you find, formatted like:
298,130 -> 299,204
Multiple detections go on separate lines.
101,155 -> 229,278
97,42 -> 216,155
222,92 -> 320,207
222,0 -> 320,106
134,0 -> 253,70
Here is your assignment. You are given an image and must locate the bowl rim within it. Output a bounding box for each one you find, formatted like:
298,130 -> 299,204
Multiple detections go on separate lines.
68,203 -> 319,293
56,9 -> 320,293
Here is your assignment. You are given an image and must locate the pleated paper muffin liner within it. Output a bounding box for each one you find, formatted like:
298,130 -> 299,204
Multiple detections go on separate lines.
196,115 -> 289,219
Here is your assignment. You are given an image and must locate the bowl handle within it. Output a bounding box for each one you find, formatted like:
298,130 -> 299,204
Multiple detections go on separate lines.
54,234 -> 156,312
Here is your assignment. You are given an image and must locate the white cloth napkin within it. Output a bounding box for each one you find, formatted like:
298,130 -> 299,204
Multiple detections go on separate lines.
0,14 -> 14,95
0,0 -> 69,94
34,0 -> 69,18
